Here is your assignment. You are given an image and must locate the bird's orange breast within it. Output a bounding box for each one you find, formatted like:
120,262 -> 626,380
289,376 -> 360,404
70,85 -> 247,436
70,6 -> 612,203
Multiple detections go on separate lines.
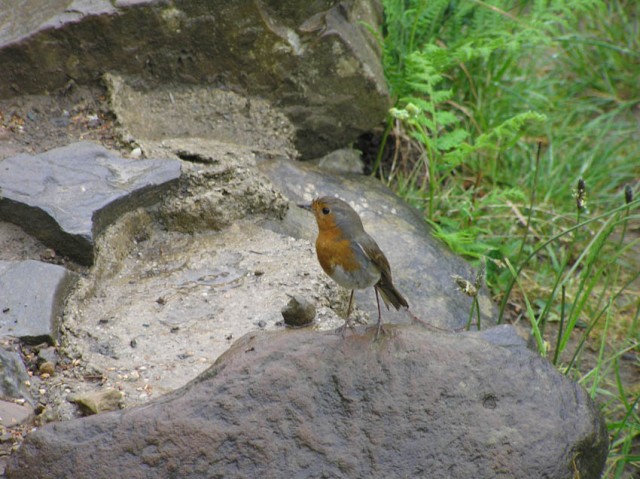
315,227 -> 360,276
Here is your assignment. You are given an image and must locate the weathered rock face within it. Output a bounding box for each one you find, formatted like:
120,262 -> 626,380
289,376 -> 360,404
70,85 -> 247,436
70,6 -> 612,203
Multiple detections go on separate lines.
0,0 -> 389,158
7,325 -> 608,479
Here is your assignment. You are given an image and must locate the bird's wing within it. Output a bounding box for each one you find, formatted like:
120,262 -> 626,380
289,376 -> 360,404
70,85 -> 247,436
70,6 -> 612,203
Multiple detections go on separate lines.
354,234 -> 392,279
355,235 -> 408,310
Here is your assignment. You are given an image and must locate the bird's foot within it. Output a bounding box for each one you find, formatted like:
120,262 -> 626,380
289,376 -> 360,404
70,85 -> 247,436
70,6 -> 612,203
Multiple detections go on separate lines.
374,320 -> 388,340
335,319 -> 356,337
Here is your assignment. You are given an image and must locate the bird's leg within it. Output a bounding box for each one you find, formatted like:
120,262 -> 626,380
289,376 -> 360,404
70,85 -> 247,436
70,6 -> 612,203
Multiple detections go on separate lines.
346,289 -> 354,318
374,288 -> 386,339
335,290 -> 356,337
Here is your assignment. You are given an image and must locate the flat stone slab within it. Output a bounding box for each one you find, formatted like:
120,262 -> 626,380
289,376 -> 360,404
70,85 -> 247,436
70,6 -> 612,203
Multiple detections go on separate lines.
0,260 -> 77,344
6,325 -> 608,479
0,142 -> 181,264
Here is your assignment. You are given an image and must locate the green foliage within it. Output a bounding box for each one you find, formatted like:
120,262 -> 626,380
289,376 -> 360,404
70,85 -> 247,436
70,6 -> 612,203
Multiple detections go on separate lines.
379,0 -> 640,476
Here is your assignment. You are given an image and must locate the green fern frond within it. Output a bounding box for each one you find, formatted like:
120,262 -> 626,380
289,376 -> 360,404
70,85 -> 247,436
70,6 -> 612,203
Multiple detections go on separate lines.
474,111 -> 547,149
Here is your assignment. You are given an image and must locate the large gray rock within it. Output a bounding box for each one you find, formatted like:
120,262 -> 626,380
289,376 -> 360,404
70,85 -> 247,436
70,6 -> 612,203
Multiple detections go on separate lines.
0,0 -> 389,158
0,142 -> 181,265
7,325 -> 608,479
0,260 -> 77,344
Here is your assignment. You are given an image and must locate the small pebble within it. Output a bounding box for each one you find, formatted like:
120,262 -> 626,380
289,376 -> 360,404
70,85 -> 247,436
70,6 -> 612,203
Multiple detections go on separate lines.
281,295 -> 316,328
38,361 -> 55,376
39,248 -> 56,261
68,389 -> 123,416
38,347 -> 58,366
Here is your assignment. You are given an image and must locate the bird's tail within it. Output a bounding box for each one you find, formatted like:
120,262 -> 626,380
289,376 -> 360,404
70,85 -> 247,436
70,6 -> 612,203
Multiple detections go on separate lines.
375,278 -> 409,310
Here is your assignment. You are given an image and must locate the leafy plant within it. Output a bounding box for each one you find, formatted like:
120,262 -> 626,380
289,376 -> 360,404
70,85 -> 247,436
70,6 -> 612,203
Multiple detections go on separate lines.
378,0 -> 640,476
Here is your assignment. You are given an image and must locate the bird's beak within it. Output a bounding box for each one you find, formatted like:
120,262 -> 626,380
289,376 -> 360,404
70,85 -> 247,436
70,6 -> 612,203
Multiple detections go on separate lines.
297,203 -> 312,212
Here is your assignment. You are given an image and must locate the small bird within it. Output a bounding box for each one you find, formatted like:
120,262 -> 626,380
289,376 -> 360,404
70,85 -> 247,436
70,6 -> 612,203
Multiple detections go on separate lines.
299,196 -> 408,337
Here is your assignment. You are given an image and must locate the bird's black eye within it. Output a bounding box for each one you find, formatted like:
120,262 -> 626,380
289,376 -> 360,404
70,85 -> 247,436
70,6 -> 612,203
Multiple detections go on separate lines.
321,207 -> 330,215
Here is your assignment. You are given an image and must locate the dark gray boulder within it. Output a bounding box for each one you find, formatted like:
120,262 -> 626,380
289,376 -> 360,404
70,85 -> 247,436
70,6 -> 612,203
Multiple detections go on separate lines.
0,260 -> 77,344
7,325 -> 608,479
0,142 -> 181,265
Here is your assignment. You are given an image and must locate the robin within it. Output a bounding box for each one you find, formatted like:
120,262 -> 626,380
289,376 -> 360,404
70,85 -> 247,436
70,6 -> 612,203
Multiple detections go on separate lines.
299,196 -> 409,337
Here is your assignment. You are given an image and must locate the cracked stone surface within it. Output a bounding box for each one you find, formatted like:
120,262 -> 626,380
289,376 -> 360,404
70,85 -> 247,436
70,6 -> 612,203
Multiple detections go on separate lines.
0,142 -> 181,265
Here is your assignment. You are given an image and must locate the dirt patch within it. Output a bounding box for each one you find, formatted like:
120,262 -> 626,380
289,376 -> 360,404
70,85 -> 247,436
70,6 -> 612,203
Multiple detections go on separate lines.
0,84 -> 121,160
